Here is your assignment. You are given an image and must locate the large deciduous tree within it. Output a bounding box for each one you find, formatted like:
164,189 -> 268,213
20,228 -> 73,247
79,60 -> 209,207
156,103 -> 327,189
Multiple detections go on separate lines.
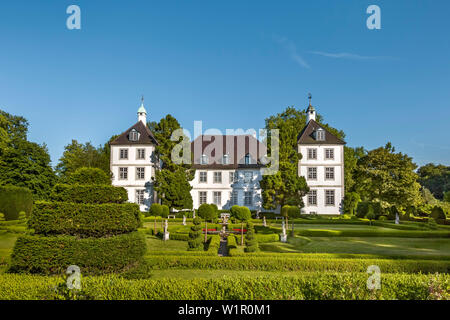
151,114 -> 194,210
56,136 -> 116,179
0,110 -> 56,199
260,107 -> 344,210
354,142 -> 421,209
417,163 -> 450,200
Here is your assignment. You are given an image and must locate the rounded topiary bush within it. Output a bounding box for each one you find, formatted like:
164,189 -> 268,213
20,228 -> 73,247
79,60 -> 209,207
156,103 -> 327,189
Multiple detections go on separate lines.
148,203 -> 163,217
0,186 -> 33,220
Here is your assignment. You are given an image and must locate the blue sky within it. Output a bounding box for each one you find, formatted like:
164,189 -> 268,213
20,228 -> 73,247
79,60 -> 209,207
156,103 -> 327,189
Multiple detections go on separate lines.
0,0 -> 449,166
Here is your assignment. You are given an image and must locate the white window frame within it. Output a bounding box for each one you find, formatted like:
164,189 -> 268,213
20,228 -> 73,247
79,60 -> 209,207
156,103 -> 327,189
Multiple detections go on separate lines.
307,148 -> 317,160
325,148 -> 334,160
119,167 -> 128,180
129,129 -> 140,142
199,171 -> 207,183
213,191 -> 222,206
200,154 -> 209,165
119,148 -> 128,160
244,191 -> 253,206
135,189 -> 145,205
307,190 -> 317,206
307,167 -> 317,180
325,190 -> 335,206
325,167 -> 335,180
213,172 -> 222,184
137,148 -> 146,160
199,191 -> 207,205
316,129 -> 325,141
136,167 -> 145,180
231,191 -> 238,205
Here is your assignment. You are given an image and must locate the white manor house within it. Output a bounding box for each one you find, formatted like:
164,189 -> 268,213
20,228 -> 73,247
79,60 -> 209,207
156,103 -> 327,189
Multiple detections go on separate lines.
110,100 -> 345,215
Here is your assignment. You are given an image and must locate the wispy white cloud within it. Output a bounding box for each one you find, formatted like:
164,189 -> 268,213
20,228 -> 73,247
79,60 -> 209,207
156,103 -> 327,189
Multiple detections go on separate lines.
272,35 -> 310,69
309,51 -> 393,60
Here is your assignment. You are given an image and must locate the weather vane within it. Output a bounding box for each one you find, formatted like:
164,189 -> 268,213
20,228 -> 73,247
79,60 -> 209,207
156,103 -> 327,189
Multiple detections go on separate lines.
308,93 -> 312,105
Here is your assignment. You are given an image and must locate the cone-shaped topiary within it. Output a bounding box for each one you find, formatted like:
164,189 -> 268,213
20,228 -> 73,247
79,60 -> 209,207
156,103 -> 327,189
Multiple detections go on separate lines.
188,217 -> 203,251
244,222 -> 258,252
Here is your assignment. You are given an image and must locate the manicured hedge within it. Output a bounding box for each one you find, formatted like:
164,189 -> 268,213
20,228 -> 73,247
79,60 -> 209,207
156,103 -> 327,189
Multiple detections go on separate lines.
50,184 -> 128,204
67,167 -> 111,185
207,235 -> 221,253
9,232 -> 146,275
0,272 -> 448,300
143,255 -> 450,274
0,273 -> 448,300
0,186 -> 33,220
28,201 -> 141,237
255,233 -> 280,243
294,229 -> 450,238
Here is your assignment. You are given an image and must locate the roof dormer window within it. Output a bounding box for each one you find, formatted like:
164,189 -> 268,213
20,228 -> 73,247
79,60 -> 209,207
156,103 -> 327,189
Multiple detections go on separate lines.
200,154 -> 209,165
222,154 -> 229,165
245,153 -> 251,165
129,129 -> 140,142
315,128 -> 325,141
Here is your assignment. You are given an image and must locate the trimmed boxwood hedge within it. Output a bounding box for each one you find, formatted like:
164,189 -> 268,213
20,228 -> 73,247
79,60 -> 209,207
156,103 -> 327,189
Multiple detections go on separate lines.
9,232 -> 147,275
50,184 -> 128,204
0,272 -> 448,300
28,201 -> 142,237
0,186 -> 33,220
143,255 -> 450,274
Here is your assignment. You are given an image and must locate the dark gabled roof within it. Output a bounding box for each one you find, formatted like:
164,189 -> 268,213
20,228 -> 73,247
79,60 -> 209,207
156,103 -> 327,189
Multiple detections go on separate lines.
110,121 -> 158,145
297,120 -> 346,145
191,135 -> 267,169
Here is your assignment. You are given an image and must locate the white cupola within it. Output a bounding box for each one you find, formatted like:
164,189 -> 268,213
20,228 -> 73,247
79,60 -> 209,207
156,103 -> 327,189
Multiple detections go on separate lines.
306,93 -> 316,123
137,96 -> 147,124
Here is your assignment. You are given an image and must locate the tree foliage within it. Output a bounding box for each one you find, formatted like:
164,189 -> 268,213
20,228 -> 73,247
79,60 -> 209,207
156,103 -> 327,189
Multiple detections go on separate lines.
0,110 -> 56,199
150,115 -> 194,209
354,142 -> 421,209
417,163 -> 450,200
56,137 -> 115,179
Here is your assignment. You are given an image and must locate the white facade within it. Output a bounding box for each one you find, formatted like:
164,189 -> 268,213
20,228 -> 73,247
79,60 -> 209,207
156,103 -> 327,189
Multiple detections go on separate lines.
110,103 -> 157,211
298,144 -> 344,214
190,168 -> 263,211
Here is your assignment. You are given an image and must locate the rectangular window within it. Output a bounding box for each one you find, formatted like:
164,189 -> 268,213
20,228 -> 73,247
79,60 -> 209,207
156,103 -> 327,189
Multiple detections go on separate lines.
199,191 -> 207,205
199,171 -> 207,183
325,167 -> 335,180
119,149 -> 128,159
325,190 -> 335,206
135,190 -> 145,205
244,191 -> 253,206
136,167 -> 145,180
307,167 -> 317,180
244,172 -> 252,183
213,172 -> 222,183
229,171 -> 235,184
325,148 -> 334,160
119,167 -> 128,180
137,148 -> 145,159
231,191 -> 238,205
307,190 -> 317,206
213,191 -> 222,206
307,148 -> 317,160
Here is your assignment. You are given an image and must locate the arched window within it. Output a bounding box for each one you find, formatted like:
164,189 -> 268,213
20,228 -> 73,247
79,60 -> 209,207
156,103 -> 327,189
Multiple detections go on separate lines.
129,129 -> 140,142
200,154 -> 209,165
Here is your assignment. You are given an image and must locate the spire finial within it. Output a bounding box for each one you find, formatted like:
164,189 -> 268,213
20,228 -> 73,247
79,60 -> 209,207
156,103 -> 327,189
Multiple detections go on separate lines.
308,93 -> 312,106
141,95 -> 144,104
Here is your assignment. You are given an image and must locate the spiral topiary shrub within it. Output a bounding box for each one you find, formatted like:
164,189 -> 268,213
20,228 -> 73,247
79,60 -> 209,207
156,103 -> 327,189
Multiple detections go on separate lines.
244,222 -> 258,252
188,217 -> 203,251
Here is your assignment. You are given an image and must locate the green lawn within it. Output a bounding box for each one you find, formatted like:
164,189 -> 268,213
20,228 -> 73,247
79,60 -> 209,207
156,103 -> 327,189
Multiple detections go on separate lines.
259,236 -> 450,257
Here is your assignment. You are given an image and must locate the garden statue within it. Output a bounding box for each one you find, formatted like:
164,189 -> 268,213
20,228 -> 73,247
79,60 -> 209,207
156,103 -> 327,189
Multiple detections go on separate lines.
280,218 -> 287,243
193,211 -> 196,219
182,215 -> 187,226
395,212 -> 400,225
163,219 -> 170,241
263,216 -> 267,227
